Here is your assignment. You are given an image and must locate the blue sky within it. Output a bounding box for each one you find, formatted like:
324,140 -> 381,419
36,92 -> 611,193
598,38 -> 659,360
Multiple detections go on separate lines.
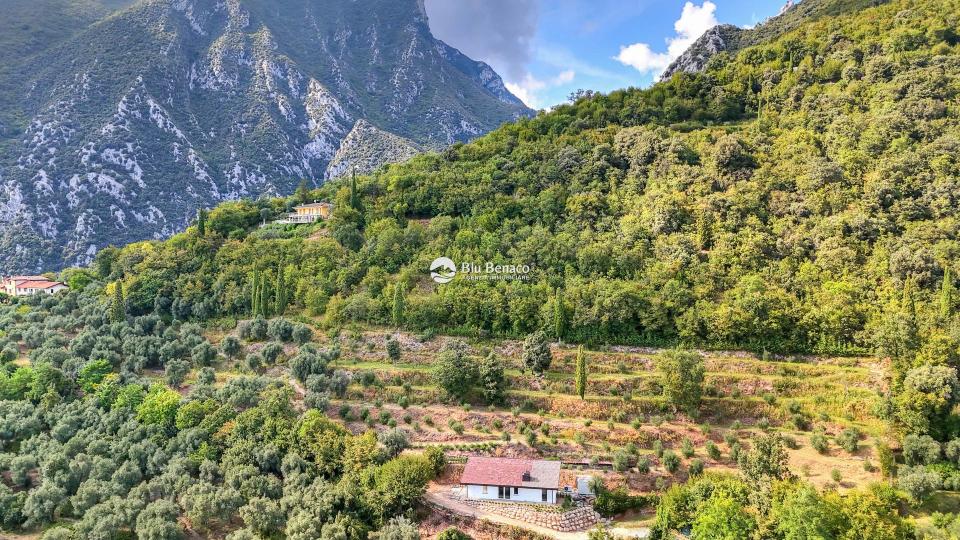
425,0 -> 786,109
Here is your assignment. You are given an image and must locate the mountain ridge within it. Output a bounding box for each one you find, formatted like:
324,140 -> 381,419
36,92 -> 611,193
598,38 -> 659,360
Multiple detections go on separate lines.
0,0 -> 532,274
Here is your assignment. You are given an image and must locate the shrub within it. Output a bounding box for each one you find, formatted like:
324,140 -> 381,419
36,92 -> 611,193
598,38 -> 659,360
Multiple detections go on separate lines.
653,439 -> 664,458
436,527 -> 471,540
386,338 -> 401,362
613,451 -> 630,472
810,430 -> 829,454
681,438 -> 694,458
706,441 -> 721,460
378,428 -> 410,459
836,427 -> 861,454
636,456 -> 650,474
424,446 -> 446,475
945,438 -> 960,465
898,466 -> 942,504
903,434 -> 941,466
267,319 -> 293,342
689,458 -> 705,476
291,324 -> 313,344
662,451 -> 680,474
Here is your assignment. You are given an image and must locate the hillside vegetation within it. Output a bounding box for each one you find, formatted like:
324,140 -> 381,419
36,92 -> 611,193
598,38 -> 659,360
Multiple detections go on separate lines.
3,0 -> 960,538
94,0 -> 960,357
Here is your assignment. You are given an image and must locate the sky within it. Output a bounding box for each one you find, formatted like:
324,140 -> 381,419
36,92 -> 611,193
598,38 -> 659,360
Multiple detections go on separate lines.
424,0 -> 787,109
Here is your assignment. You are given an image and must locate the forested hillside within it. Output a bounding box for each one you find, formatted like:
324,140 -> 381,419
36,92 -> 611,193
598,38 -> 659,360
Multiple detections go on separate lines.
3,0 -> 960,537
86,0 -> 960,356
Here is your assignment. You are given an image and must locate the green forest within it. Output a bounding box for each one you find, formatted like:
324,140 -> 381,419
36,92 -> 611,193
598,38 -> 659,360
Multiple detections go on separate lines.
3,0 -> 960,538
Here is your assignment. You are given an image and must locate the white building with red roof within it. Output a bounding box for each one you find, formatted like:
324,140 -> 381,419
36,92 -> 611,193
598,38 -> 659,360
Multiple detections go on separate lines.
1,276 -> 68,297
460,456 -> 561,504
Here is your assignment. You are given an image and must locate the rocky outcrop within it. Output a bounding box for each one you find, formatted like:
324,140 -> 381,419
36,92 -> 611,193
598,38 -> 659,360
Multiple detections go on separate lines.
0,0 -> 533,273
325,120 -> 422,180
660,24 -> 743,81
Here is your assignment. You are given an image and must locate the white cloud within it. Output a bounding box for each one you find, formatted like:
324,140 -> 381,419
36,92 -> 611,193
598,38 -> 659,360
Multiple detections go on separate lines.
505,70 -> 576,109
616,1 -> 719,77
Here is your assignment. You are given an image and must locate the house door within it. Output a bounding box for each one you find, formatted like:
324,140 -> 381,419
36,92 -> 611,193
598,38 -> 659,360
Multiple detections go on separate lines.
498,486 -> 511,499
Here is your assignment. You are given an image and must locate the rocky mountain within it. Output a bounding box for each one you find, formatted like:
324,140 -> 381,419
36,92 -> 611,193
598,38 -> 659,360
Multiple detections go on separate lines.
661,0 -> 890,80
0,0 -> 532,273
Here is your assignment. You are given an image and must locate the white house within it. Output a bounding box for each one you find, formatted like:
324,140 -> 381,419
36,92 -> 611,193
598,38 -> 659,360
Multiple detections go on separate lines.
1,276 -> 68,297
460,457 -> 561,504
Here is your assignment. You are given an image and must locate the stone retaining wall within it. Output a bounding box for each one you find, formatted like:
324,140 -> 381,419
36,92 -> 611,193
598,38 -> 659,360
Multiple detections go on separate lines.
464,499 -> 602,532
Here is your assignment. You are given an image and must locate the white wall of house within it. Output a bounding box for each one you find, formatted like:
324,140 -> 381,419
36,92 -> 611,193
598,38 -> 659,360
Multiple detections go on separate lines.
466,484 -> 557,504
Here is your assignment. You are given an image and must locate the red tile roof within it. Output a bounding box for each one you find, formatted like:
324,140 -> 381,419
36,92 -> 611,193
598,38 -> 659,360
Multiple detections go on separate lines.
17,281 -> 62,289
460,457 -> 561,489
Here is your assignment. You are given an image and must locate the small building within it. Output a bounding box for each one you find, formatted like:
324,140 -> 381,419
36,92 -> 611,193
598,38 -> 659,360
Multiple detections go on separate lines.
273,202 -> 334,225
2,276 -> 68,297
460,457 -> 561,504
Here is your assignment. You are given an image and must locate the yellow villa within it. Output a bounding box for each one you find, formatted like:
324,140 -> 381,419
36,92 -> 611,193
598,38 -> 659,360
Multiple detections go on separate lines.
272,202 -> 334,225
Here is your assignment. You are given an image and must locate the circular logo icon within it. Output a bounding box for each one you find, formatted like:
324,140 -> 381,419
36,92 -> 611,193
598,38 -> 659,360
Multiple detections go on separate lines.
430,257 -> 457,284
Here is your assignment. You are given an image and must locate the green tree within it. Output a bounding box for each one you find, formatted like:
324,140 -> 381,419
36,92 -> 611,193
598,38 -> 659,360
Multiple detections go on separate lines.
522,330 -> 552,375
377,516 -> 420,540
552,290 -> 568,341
433,341 -> 476,400
197,207 -> 207,237
656,349 -> 705,416
77,359 -> 113,393
110,282 -> 126,323
690,494 -> 756,540
477,351 -> 506,405
574,345 -> 588,400
136,384 -> 181,431
295,179 -> 311,204
392,284 -> 406,327
771,483 -> 843,540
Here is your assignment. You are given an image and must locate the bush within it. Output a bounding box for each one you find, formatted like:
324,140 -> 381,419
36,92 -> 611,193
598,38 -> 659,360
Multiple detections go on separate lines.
424,446 -> 446,475
386,338 -> 401,362
593,484 -> 656,517
706,441 -> 721,460
379,428 -> 410,458
689,458 -> 705,476
613,451 -> 630,472
636,456 -> 650,474
436,528 -> 471,540
662,451 -> 680,473
903,434 -> 941,466
267,319 -> 294,342
945,439 -> 960,465
810,430 -> 829,454
681,438 -> 695,458
836,427 -> 861,454
291,324 -> 313,344
898,466 -> 942,504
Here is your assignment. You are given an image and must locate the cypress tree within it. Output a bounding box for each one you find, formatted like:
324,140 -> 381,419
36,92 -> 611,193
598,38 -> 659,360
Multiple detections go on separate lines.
350,169 -> 360,211
552,290 -> 567,342
274,266 -> 289,315
259,271 -> 271,318
575,345 -> 587,400
197,207 -> 207,237
941,267 -> 954,320
251,270 -> 260,317
392,283 -> 405,327
111,282 -> 126,323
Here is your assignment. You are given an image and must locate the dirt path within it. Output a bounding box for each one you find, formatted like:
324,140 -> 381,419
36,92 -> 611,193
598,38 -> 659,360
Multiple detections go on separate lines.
424,484 -> 650,540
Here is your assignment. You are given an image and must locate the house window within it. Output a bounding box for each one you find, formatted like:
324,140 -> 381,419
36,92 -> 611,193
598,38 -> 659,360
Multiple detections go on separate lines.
481,486 -> 487,494
542,489 -> 548,502
514,487 -> 519,495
